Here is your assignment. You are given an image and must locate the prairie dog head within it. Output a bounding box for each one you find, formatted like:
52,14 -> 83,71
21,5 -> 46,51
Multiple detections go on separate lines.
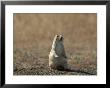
54,34 -> 63,42
52,35 -> 64,49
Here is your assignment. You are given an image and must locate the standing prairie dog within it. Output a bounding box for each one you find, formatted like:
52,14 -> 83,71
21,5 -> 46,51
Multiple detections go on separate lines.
49,35 -> 68,70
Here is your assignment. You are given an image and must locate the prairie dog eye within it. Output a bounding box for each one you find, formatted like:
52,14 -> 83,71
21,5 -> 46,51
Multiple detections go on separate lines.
54,35 -> 59,41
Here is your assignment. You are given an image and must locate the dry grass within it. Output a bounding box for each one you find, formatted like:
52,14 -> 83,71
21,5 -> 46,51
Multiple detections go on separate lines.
13,13 -> 97,75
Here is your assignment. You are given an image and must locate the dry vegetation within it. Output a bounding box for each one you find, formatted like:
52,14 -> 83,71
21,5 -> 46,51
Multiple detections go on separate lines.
13,13 -> 97,75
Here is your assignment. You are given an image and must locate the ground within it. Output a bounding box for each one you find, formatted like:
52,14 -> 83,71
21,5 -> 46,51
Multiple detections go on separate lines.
13,13 -> 97,75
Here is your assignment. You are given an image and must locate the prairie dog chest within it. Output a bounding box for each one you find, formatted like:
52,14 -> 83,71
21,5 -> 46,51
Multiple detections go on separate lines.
55,42 -> 64,55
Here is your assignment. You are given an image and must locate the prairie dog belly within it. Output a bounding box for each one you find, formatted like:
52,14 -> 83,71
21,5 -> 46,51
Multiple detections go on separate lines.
49,51 -> 67,65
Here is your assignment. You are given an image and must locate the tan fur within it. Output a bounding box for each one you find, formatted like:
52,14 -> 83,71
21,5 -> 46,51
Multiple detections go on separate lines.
49,35 -> 68,70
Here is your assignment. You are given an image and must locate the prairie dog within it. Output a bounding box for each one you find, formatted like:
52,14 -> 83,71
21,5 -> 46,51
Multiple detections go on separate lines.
49,35 -> 68,70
